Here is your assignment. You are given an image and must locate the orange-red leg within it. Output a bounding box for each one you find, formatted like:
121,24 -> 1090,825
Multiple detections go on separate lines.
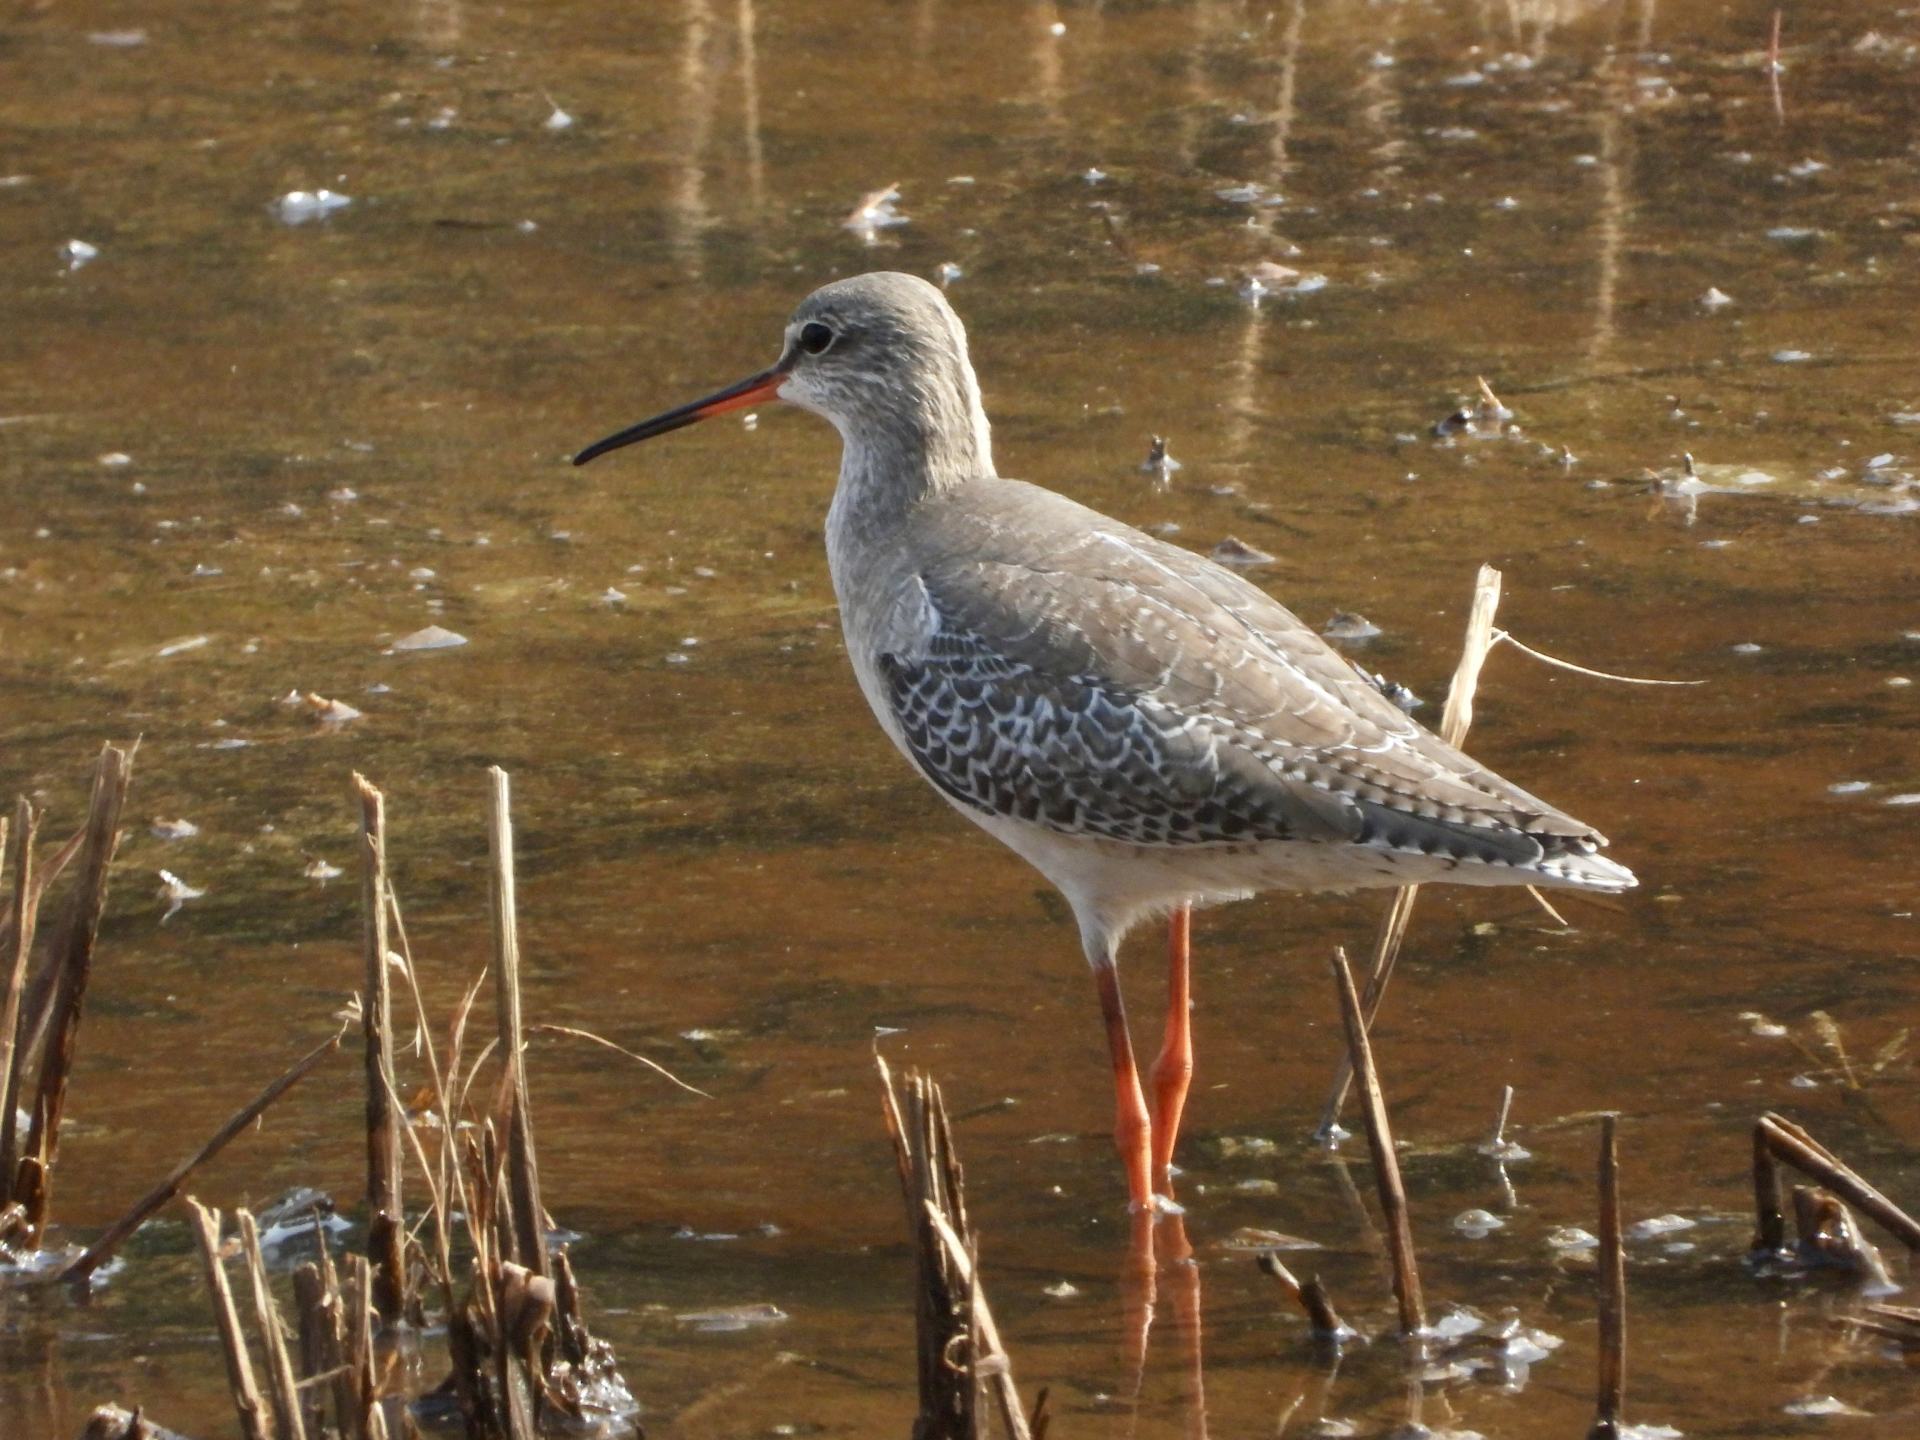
1093,960 -> 1154,1213
1149,905 -> 1194,1194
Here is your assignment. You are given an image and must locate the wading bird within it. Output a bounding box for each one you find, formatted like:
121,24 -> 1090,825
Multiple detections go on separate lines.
576,272 -> 1634,1214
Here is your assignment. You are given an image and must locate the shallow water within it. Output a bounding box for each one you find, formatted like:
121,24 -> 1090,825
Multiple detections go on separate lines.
4,0 -> 1920,1434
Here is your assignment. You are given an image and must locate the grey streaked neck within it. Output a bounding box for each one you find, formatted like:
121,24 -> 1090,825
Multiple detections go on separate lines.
827,371 -> 996,533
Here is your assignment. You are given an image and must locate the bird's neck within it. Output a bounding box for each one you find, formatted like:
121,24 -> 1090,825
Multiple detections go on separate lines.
828,390 -> 995,536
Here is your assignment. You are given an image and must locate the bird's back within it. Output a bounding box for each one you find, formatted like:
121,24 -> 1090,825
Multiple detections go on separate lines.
835,474 -> 1633,898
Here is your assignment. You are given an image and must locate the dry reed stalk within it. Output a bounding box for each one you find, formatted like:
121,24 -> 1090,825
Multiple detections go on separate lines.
0,802 -> 34,1219
1590,1116 -> 1625,1440
345,1254 -> 378,1440
1256,1252 -> 1348,1341
1330,947 -> 1425,1336
78,1406 -> 198,1440
1752,1120 -> 1786,1254
238,1209 -> 308,1440
185,1199 -> 273,1440
485,766 -> 549,1279
17,743 -> 133,1243
877,1055 -> 1032,1440
1318,567 -> 1501,1137
58,1024 -> 346,1284
1756,1112 -> 1920,1249
354,774 -> 409,1326
291,1262 -> 341,1440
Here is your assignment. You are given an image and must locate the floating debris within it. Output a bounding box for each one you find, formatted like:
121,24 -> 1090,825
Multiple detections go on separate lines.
674,1303 -> 789,1332
304,858 -> 344,884
151,818 -> 200,841
303,692 -> 363,725
1699,286 -> 1735,310
1082,167 -> 1108,185
88,28 -> 148,46
1140,434 -> 1181,488
543,100 -> 575,132
157,869 -> 205,922
387,625 -> 468,653
1772,349 -> 1813,364
156,635 -> 210,658
1453,1209 -> 1505,1238
1354,666 -> 1421,712
1783,1395 -> 1868,1418
934,261 -> 963,287
1241,260 -> 1329,303
1740,1010 -> 1790,1037
1547,1226 -> 1600,1251
1323,612 -> 1382,642
844,183 -> 907,241
61,239 -> 100,272
272,189 -> 352,226
1042,1280 -> 1079,1299
1626,1214 -> 1696,1240
1211,536 -> 1275,569
599,587 -> 628,606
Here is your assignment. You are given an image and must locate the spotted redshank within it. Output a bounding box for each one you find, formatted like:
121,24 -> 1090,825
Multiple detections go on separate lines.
576,272 -> 1634,1213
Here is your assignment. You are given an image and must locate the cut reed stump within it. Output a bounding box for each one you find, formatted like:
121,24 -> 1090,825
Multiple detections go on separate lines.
2,742 -> 134,1248
878,1056 -> 1036,1440
1589,1116 -> 1625,1440
1256,1252 -> 1350,1344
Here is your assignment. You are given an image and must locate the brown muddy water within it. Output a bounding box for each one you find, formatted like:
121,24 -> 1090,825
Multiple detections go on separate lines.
4,0 -> 1920,1434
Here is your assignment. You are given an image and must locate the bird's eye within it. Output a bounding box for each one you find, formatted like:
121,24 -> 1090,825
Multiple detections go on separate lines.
798,321 -> 836,355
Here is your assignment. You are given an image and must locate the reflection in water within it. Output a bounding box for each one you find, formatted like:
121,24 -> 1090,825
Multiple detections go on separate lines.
739,0 -> 767,214
672,0 -> 718,281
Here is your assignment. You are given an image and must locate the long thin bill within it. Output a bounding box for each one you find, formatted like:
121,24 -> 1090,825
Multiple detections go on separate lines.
573,364 -> 787,466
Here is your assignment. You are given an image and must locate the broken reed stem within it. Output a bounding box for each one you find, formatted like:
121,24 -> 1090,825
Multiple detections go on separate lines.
186,1198 -> 273,1440
1590,1116 -> 1625,1440
1752,1121 -> 1787,1254
59,1024 -> 346,1285
878,1055 -> 1032,1440
0,801 -> 38,1214
292,1261 -> 342,1440
1755,1112 -> 1920,1250
20,741 -> 133,1244
1330,947 -> 1425,1336
487,766 -> 550,1280
239,1209 -> 309,1440
1256,1251 -> 1348,1340
1318,567 -> 1502,1137
354,774 -> 407,1326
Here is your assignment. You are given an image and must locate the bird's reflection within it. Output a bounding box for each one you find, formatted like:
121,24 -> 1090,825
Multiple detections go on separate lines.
1118,1193 -> 1209,1438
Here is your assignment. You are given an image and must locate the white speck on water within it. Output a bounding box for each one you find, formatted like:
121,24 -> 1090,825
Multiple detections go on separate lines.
273,189 -> 352,225
947,175 -> 975,186
409,567 -> 436,581
328,487 -> 357,503
1429,1306 -> 1486,1339
191,563 -> 222,578
99,452 -> 132,467
1767,226 -> 1818,240
88,28 -> 148,46
1547,1227 -> 1599,1250
1786,158 -> 1830,178
1618,1427 -> 1684,1439
1048,20 -> 1065,36
151,818 -> 200,841
1082,167 -> 1108,185
1699,287 -> 1734,309
1042,1281 -> 1079,1299
1891,413 -> 1920,426
387,625 -> 467,653
1828,781 -> 1872,795
61,239 -> 100,271
1368,51 -> 1395,68
1493,195 -> 1519,210
1790,1073 -> 1820,1088
935,261 -> 964,287
1864,452 -> 1898,470
599,588 -> 627,606
1772,349 -> 1812,363
1731,642 -> 1763,654
543,101 -> 574,132
156,635 -> 210,658
1883,793 -> 1920,807
1739,1010 -> 1790,1037
1627,1214 -> 1696,1240
665,652 -> 691,665
305,693 -> 362,725
1891,677 -> 1912,688
1446,70 -> 1487,86
1572,153 -> 1599,166
305,859 -> 343,883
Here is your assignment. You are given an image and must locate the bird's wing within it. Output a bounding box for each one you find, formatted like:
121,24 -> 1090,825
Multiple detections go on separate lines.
874,484 -> 1609,869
